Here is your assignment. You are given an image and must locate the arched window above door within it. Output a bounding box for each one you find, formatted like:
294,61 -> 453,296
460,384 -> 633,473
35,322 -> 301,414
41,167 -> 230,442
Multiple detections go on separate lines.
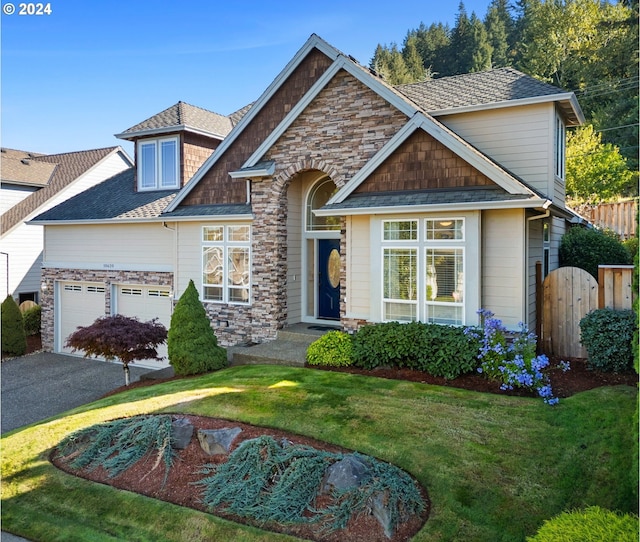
306,177 -> 339,232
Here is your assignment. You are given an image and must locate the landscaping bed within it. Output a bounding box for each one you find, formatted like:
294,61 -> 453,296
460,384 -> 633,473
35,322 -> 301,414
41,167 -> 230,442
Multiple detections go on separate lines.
51,414 -> 429,542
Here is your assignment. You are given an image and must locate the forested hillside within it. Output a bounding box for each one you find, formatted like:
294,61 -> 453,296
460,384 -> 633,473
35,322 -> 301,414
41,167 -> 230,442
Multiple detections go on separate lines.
371,0 -> 638,203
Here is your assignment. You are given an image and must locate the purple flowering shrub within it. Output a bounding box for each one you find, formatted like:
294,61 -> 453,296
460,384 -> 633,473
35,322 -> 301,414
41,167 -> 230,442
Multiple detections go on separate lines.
465,309 -> 569,405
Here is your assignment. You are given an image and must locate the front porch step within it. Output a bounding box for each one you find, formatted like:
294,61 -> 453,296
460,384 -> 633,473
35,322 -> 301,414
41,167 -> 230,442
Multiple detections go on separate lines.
229,323 -> 339,367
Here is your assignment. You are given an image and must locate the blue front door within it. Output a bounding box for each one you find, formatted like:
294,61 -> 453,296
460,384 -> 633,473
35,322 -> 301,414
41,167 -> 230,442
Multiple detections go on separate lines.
318,239 -> 340,320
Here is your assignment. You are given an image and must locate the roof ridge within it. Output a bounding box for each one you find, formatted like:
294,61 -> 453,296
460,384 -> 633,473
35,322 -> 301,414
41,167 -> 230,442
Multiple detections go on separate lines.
34,146 -> 119,160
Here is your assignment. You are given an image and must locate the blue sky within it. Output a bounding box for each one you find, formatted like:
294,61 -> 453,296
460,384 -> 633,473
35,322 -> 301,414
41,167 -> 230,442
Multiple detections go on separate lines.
1,0 -> 492,157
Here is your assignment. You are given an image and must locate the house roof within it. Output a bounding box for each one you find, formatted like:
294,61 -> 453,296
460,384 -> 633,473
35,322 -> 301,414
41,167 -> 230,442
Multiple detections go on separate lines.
30,168 -> 177,222
166,35 -> 583,215
2,147 -> 131,234
1,148 -> 57,187
396,67 -> 584,125
116,101 -> 235,141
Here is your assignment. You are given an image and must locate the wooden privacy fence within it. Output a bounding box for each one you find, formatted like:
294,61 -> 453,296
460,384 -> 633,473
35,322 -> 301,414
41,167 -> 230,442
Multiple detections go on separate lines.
575,200 -> 637,240
539,264 -> 635,359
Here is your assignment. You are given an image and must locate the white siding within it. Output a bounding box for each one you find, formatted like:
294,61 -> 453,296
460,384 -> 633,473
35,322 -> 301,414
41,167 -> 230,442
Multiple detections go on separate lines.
44,223 -> 174,271
1,185 -> 36,214
1,151 -> 131,300
482,208 -> 525,328
346,215 -> 370,319
175,221 -> 201,298
436,103 -> 555,198
549,216 -> 565,274
287,181 -> 303,324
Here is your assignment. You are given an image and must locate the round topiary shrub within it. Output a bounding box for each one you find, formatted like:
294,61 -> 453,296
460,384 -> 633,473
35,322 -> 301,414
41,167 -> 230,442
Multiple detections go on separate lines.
526,506 -> 638,542
559,226 -> 631,279
306,331 -> 353,367
167,280 -> 227,376
579,308 -> 635,373
1,295 -> 27,356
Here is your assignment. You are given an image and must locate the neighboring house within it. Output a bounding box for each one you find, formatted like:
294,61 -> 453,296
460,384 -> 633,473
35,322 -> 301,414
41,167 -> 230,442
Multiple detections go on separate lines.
32,35 -> 585,368
1,146 -> 133,303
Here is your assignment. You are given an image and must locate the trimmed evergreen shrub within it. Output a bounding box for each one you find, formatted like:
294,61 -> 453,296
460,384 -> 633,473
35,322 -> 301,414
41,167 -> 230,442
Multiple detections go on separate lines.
526,506 -> 638,542
351,321 -> 479,379
22,305 -> 42,336
579,308 -> 635,372
1,295 -> 26,356
306,331 -> 353,367
167,280 -> 227,376
559,226 -> 631,279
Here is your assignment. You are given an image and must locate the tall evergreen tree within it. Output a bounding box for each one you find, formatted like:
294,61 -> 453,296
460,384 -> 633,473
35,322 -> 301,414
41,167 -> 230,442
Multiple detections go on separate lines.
412,22 -> 451,77
469,13 -> 493,72
448,2 -> 474,74
484,0 -> 514,67
403,34 -> 429,81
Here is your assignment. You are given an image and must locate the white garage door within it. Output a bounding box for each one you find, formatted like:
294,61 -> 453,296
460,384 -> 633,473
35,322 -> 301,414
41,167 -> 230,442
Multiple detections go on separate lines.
115,285 -> 172,369
58,282 -> 106,355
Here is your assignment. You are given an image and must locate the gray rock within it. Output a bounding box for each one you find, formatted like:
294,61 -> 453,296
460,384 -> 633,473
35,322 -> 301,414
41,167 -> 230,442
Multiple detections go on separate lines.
371,490 -> 393,539
197,427 -> 242,455
322,454 -> 370,493
171,417 -> 194,450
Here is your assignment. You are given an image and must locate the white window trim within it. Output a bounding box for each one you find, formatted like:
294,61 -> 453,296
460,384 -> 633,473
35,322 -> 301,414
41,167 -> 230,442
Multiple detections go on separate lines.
376,215 -> 477,326
202,225 -> 251,305
554,113 -> 566,181
137,136 -> 180,191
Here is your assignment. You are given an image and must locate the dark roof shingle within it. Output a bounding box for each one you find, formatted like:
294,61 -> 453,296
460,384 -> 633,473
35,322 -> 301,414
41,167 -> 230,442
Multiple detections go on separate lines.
118,101 -> 234,139
31,168 -> 178,222
395,67 -> 567,112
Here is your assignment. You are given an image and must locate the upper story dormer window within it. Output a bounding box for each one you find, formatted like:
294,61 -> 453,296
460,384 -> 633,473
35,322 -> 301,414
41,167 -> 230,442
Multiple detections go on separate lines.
137,136 -> 179,190
554,113 -> 566,181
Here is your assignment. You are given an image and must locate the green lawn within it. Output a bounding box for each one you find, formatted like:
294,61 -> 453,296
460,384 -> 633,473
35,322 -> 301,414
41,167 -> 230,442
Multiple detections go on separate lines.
2,365 -> 637,541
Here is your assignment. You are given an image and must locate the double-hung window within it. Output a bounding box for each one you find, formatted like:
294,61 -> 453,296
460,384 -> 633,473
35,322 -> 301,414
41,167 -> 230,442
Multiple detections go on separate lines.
137,136 -> 179,190
202,225 -> 250,304
382,218 -> 465,325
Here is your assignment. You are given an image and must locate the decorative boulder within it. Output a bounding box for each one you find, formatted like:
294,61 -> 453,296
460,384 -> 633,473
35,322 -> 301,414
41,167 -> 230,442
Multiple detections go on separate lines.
197,427 -> 242,455
171,417 -> 194,450
322,454 -> 371,493
371,490 -> 393,539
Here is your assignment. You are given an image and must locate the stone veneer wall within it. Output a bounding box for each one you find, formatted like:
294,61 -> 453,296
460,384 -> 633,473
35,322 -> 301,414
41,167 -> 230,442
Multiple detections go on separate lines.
40,268 -> 173,351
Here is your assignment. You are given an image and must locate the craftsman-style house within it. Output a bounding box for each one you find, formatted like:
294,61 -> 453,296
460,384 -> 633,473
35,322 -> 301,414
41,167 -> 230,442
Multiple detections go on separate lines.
32,35 -> 584,366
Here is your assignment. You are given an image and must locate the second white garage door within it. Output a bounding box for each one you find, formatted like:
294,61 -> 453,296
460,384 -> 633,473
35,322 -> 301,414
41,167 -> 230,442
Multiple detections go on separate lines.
115,285 -> 172,369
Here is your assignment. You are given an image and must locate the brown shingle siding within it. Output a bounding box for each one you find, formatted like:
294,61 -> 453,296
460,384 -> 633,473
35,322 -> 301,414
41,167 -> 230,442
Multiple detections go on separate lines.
354,130 -> 496,194
182,48 -> 334,206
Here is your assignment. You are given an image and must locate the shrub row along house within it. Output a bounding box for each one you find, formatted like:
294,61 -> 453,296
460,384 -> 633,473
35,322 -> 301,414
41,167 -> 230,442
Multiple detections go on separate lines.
32,35 -> 585,368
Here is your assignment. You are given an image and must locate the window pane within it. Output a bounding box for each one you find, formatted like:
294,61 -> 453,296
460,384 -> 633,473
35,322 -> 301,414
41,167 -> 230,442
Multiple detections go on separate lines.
426,304 -> 463,325
307,179 -> 339,231
140,143 -> 156,188
228,247 -> 249,287
383,220 -> 417,241
384,302 -> 416,322
425,249 -> 463,303
426,219 -> 463,240
229,287 -> 249,303
203,247 -> 223,285
384,248 -> 417,301
160,140 -> 177,187
228,225 -> 250,242
203,286 -> 223,302
203,226 -> 223,242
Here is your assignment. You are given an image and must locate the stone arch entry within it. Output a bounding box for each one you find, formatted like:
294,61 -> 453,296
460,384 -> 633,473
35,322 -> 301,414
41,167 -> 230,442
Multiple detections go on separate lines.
284,170 -> 340,324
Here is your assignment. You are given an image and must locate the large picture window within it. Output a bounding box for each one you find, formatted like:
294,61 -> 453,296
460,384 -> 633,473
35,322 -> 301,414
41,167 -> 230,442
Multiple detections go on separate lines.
382,218 -> 465,325
202,225 -> 250,304
137,136 -> 179,190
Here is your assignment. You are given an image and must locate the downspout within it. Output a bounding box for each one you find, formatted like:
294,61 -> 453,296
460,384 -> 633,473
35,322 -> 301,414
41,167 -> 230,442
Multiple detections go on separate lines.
525,200 -> 552,333
162,221 -> 177,307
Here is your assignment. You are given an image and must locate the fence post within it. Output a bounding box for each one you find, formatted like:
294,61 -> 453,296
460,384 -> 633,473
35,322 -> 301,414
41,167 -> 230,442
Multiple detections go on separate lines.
536,261 -> 542,353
